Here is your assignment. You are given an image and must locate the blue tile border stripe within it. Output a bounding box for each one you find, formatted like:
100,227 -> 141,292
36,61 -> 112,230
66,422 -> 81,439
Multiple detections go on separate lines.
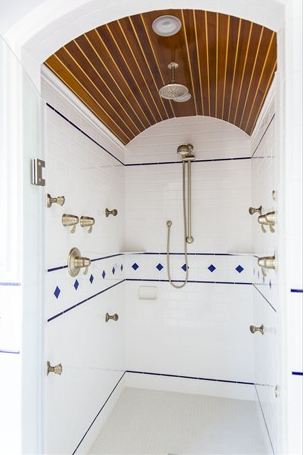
137,252 -> 245,256
46,103 -> 124,165
0,349 -> 20,354
48,253 -> 123,272
47,104 -> 253,168
292,371 -> 303,376
72,371 -> 126,454
253,284 -> 277,312
47,279 -> 125,322
127,278 -> 252,285
0,282 -> 21,286
126,370 -> 254,385
125,157 -> 251,166
290,289 -> 303,293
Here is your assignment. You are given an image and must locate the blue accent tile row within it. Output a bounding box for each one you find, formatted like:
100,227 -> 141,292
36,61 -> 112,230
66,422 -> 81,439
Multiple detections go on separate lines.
292,371 -> 303,376
125,157 -> 251,166
48,279 -> 125,322
0,282 -> 21,286
290,289 -> 303,293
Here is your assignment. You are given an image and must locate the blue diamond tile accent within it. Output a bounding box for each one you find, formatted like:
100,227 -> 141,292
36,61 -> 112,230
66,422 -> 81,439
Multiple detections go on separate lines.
156,263 -> 164,271
74,279 -> 79,290
121,264 -> 123,271
181,264 -> 189,272
132,263 -> 139,270
112,267 -> 115,275
54,286 -> 61,299
208,264 -> 216,273
236,265 -> 244,273
102,270 -> 106,279
89,274 -> 94,283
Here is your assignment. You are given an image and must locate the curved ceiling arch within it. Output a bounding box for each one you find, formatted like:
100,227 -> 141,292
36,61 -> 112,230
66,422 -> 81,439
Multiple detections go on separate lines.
45,9 -> 277,144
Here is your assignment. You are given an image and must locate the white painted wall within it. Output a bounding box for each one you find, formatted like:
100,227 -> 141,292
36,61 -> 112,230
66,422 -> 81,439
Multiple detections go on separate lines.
42,76 -> 126,454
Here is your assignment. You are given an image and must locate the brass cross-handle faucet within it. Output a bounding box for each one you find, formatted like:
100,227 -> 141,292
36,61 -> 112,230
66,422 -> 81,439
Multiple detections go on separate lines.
68,247 -> 91,276
257,255 -> 276,277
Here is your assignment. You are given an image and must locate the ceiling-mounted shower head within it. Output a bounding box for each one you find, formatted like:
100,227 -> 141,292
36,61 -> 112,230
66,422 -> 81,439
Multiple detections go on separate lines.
159,62 -> 189,101
177,144 -> 195,161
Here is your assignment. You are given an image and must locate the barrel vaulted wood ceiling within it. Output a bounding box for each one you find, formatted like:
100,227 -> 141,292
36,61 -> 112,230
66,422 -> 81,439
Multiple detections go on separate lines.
45,9 -> 277,145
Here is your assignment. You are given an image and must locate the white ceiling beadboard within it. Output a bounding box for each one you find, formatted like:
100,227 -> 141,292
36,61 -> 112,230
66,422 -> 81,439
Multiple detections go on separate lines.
125,116 -> 251,164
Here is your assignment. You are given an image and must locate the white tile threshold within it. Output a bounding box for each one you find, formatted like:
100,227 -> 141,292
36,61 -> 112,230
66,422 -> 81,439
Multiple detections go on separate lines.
89,387 -> 269,455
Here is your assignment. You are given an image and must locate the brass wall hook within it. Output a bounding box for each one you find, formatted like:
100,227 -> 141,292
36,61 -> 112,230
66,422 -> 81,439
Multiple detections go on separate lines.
105,313 -> 119,322
62,214 -> 79,233
250,324 -> 264,335
249,206 -> 262,215
105,208 -> 118,217
68,247 -> 91,276
47,193 -> 65,208
80,216 -> 95,233
47,361 -> 63,375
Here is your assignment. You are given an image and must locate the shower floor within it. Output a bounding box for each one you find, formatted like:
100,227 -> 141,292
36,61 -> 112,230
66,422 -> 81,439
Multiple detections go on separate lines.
89,387 -> 269,455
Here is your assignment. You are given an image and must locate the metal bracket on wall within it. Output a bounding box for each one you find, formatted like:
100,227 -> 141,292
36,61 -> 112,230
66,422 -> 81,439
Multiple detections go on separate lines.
31,159 -> 45,186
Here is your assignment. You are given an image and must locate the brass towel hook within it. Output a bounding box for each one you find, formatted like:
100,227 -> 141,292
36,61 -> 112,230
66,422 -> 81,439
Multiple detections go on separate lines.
105,208 -> 118,217
105,313 -> 119,322
47,193 -> 65,208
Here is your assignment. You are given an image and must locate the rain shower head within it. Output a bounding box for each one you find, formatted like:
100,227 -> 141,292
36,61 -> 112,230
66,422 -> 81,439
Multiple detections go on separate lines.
177,144 -> 195,161
159,62 -> 190,101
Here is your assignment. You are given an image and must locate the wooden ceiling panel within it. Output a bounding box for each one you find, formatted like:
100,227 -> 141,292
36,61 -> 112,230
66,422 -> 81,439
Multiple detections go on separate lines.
45,9 -> 277,144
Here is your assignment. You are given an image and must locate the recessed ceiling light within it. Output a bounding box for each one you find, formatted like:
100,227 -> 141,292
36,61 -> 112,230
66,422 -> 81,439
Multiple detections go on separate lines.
152,15 -> 182,37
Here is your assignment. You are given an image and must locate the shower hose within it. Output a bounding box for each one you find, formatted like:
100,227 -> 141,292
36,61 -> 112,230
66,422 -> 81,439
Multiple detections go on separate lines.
166,160 -> 192,288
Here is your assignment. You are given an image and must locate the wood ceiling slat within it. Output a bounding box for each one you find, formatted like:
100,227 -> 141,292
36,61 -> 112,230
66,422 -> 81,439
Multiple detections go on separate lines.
86,29 -> 149,130
59,46 -> 135,140
217,13 -> 229,119
76,34 -> 144,132
64,40 -> 140,137
45,55 -> 131,144
97,25 -> 155,126
45,9 -> 277,143
222,16 -> 241,121
240,29 -> 276,131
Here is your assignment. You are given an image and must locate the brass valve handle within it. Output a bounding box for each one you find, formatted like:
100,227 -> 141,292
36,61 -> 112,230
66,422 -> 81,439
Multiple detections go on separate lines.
47,361 -> 63,375
250,324 -> 264,335
257,256 -> 276,270
80,216 -> 95,233
62,214 -> 79,233
105,208 -> 118,217
68,247 -> 91,276
249,206 -> 262,215
47,193 -> 65,208
105,313 -> 119,322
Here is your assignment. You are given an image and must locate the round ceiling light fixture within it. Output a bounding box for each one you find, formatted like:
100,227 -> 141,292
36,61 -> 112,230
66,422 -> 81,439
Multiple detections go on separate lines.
152,15 -> 182,37
173,92 -> 192,103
